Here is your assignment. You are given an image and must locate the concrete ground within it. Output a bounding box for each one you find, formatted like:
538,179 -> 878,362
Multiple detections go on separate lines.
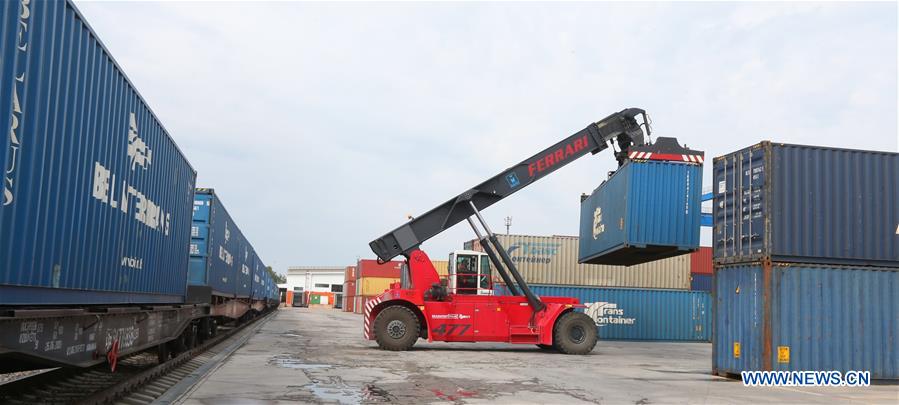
180,308 -> 897,404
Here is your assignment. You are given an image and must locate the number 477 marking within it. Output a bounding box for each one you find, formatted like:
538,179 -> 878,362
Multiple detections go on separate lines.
432,324 -> 471,336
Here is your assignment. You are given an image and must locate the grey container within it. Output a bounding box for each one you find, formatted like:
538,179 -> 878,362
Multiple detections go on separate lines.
713,142 -> 899,266
464,235 -> 691,289
0,0 -> 197,305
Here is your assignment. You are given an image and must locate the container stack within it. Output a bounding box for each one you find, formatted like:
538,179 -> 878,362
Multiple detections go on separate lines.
353,259 -> 403,314
342,266 -> 357,313
689,247 -> 713,292
712,142 -> 899,379
469,234 -> 712,341
499,284 -> 711,341
465,235 -> 692,289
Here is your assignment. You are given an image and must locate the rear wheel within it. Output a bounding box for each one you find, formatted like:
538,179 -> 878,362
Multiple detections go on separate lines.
553,312 -> 597,355
374,306 -> 420,351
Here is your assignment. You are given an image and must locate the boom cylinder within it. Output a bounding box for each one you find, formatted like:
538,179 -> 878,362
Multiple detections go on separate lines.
469,202 -> 544,312
465,218 -> 520,296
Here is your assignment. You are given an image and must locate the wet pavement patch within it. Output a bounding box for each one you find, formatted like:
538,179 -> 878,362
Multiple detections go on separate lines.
268,354 -> 331,370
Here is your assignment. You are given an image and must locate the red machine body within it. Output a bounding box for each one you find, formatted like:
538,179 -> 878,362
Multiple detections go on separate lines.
363,250 -> 581,346
364,110 -> 694,354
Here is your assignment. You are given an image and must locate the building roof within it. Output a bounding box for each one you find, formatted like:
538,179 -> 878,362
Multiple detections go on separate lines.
287,266 -> 345,275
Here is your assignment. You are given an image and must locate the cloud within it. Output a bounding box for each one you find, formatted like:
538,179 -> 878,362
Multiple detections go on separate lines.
74,1 -> 897,270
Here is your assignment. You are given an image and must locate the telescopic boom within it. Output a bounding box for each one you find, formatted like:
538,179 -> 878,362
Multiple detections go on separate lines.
369,108 -> 651,262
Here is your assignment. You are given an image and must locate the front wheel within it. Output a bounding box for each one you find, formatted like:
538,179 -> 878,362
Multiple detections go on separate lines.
553,312 -> 598,355
374,306 -> 420,351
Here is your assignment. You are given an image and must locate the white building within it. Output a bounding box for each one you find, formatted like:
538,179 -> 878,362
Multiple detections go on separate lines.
285,266 -> 345,296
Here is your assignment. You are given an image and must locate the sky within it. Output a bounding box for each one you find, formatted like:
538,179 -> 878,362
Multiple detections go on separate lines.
74,1 -> 898,275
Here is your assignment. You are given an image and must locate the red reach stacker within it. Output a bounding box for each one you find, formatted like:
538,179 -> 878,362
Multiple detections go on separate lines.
365,109 -> 701,354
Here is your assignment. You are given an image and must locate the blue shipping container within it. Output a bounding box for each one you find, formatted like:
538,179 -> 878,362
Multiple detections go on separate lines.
690,274 -> 712,292
713,262 -> 899,379
579,160 -> 702,266
713,142 -> 899,267
191,189 -> 252,298
252,252 -> 266,300
497,284 -> 712,341
0,0 -> 196,305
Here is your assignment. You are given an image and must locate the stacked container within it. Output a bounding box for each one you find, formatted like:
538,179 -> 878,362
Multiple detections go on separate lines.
466,234 -> 712,342
495,284 -> 711,341
712,142 -> 899,379
464,235 -> 692,289
353,259 -> 402,314
343,266 -> 357,312
689,247 -> 713,292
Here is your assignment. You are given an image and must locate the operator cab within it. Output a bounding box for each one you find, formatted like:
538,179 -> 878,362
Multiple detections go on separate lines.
448,250 -> 493,295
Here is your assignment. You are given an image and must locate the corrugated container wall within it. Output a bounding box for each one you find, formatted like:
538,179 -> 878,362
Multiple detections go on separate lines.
465,235 -> 690,289
713,142 -> 899,267
690,274 -> 712,292
579,161 -> 702,266
344,280 -> 356,295
690,247 -> 713,275
713,262 -> 898,379
356,277 -> 399,296
190,189 -> 254,298
0,0 -> 197,305
233,228 -> 253,298
345,266 -> 357,282
357,259 -> 403,278
496,284 -> 711,342
431,260 -> 449,277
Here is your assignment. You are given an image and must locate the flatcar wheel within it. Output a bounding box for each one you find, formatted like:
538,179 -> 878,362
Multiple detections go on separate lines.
184,325 -> 198,349
168,334 -> 187,356
156,343 -> 170,364
198,318 -> 211,342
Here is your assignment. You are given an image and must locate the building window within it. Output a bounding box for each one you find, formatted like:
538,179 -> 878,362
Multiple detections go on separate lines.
293,287 -> 304,292
330,285 -> 343,293
314,283 -> 330,288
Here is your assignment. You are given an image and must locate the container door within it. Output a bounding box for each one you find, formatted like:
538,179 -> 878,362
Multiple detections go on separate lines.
714,265 -> 765,373
714,147 -> 767,261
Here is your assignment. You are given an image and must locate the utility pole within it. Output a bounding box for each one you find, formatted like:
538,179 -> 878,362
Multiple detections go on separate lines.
504,216 -> 512,235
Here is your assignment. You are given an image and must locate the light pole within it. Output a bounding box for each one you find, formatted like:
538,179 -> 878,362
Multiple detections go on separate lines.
504,216 -> 512,235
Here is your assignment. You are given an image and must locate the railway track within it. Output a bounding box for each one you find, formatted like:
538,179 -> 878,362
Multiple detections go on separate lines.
0,311 -> 275,405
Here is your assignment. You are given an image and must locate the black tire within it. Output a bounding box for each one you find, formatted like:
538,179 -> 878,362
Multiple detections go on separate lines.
553,312 -> 597,355
536,344 -> 555,351
374,306 -> 420,351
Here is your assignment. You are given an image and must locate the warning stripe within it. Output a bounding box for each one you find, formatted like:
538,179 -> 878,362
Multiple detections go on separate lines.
363,296 -> 383,339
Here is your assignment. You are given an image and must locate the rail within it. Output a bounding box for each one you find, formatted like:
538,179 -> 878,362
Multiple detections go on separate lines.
0,309 -> 277,404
